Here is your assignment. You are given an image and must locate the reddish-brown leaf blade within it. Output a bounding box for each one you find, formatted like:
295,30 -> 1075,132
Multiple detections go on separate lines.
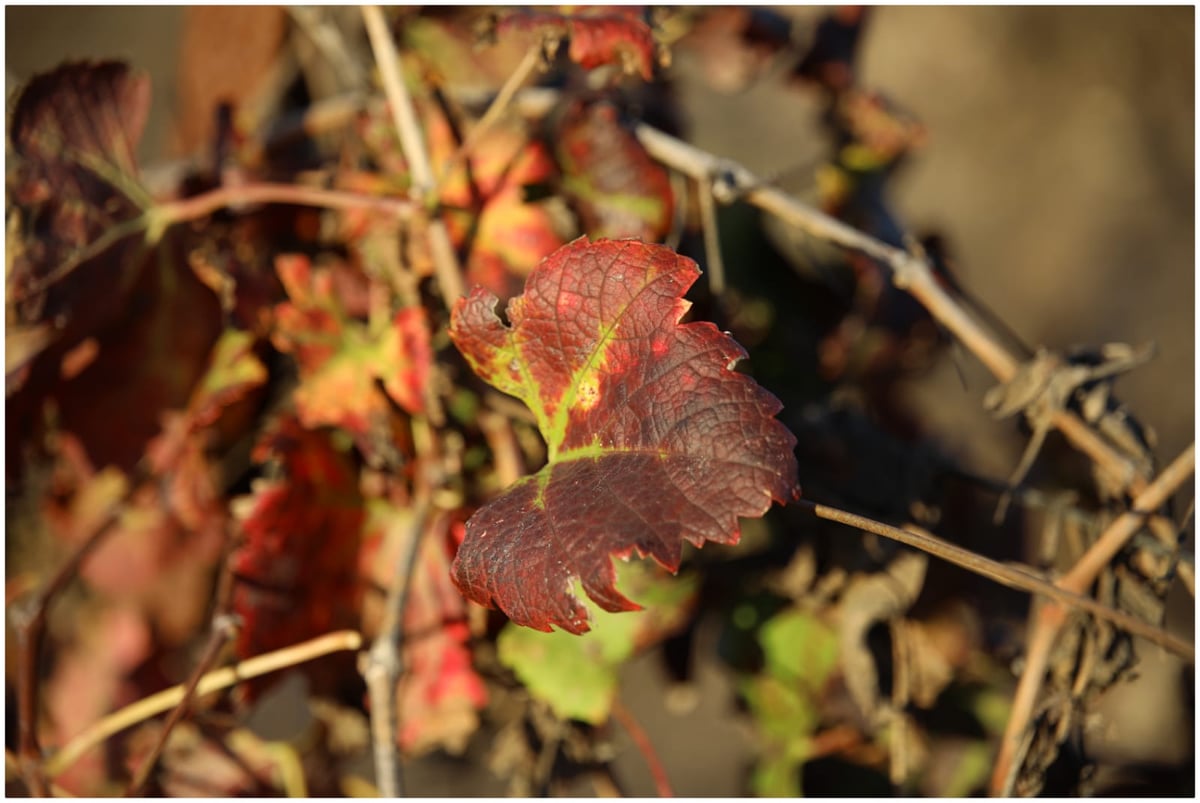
450,238 -> 799,633
8,61 -> 152,326
495,9 -> 659,80
231,417 -> 365,699
557,101 -> 674,242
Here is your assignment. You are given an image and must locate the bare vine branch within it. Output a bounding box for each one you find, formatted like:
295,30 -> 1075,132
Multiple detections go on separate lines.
629,122 -> 1150,497
155,181 -> 416,227
989,441 -> 1195,794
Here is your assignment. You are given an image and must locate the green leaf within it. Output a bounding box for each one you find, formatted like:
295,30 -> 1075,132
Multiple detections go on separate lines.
759,608 -> 840,690
497,561 -> 696,723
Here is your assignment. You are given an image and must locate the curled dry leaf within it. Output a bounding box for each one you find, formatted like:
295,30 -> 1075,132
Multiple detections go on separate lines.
838,548 -> 927,723
449,237 -> 799,633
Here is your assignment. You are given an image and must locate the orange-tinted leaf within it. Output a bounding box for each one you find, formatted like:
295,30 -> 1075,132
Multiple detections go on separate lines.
427,112 -> 567,299
557,101 -> 673,242
449,238 -> 798,633
187,328 -> 269,430
270,255 -> 431,434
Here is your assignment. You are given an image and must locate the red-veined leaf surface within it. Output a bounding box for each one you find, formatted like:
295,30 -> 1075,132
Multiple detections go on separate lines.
449,237 -> 799,633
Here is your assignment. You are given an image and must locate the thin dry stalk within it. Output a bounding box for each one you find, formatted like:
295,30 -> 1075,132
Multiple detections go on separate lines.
799,501 -> 1192,658
124,616 -> 239,795
439,41 -> 543,186
361,5 -> 464,307
360,498 -> 431,798
989,442 -> 1195,794
1058,443 -> 1195,593
124,537 -> 241,796
44,630 -> 364,781
156,182 -> 416,227
696,176 -> 726,297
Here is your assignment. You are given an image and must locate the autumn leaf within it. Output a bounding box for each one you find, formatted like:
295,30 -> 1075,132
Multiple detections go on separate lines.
8,61 -> 154,329
7,61 -> 228,472
427,112 -> 567,299
270,255 -> 431,434
493,8 -> 661,81
449,238 -> 799,633
230,416 -> 365,699
556,101 -> 673,242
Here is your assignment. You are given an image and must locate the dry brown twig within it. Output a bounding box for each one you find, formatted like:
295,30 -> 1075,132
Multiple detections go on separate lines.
628,122 -> 1151,499
124,536 -> 242,796
799,501 -> 1192,659
360,502 -> 430,799
361,5 -> 465,309
43,630 -> 364,782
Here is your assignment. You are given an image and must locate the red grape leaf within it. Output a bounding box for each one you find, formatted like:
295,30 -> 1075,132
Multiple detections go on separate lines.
230,416 -> 365,700
449,238 -> 799,633
270,255 -> 431,433
557,101 -> 674,242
